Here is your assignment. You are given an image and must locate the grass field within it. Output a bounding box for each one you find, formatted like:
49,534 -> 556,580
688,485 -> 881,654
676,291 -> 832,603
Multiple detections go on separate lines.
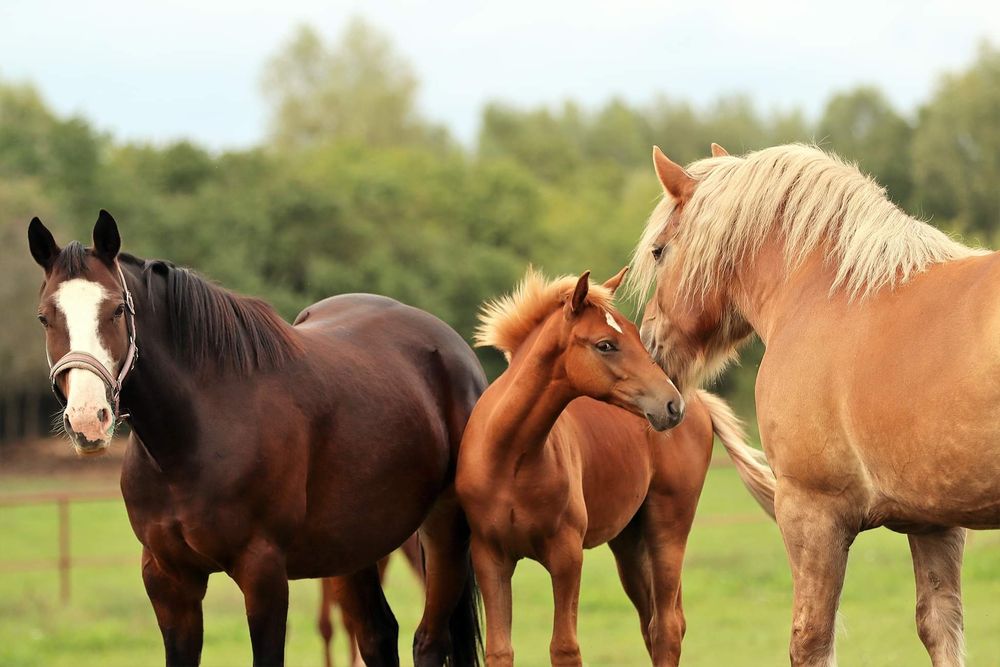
0,466 -> 998,667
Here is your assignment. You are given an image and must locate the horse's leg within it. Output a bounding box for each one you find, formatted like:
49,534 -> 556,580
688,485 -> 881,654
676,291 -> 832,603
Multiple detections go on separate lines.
413,496 -> 477,667
232,540 -> 290,667
318,579 -> 336,667
543,532 -> 585,667
141,548 -> 209,667
908,527 -> 966,667
400,533 -> 426,583
337,564 -> 400,667
777,490 -> 855,667
608,519 -> 654,657
471,537 -> 515,667
643,494 -> 697,667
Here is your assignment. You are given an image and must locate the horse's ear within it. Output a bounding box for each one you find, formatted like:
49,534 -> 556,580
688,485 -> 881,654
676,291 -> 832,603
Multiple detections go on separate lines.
602,266 -> 628,295
710,142 -> 729,157
652,146 -> 695,202
28,217 -> 60,271
93,210 -> 121,265
568,270 -> 591,316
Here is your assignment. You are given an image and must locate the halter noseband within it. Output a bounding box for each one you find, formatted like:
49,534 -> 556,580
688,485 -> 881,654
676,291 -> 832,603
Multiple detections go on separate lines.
48,262 -> 138,425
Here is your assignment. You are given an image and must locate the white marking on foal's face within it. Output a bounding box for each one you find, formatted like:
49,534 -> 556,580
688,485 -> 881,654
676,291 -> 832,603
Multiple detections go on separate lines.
604,310 -> 623,334
53,279 -> 116,447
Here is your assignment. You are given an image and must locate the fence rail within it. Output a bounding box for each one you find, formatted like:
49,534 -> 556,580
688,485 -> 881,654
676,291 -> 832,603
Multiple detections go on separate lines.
0,459 -> 765,605
0,488 -> 123,603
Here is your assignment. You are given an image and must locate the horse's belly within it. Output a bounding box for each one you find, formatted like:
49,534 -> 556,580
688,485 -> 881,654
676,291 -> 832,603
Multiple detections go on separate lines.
581,456 -> 651,548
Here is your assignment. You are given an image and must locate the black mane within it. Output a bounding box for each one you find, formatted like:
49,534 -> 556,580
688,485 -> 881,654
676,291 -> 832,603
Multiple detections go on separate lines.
120,254 -> 301,376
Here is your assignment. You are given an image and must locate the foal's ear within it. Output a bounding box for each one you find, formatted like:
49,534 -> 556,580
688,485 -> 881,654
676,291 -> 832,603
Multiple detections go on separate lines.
652,146 -> 695,202
93,210 -> 121,265
710,142 -> 729,157
602,266 -> 629,295
568,271 -> 591,316
28,217 -> 60,271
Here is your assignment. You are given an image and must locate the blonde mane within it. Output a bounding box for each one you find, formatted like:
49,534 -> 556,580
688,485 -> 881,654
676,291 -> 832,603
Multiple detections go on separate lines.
629,144 -> 985,302
475,267 -> 616,356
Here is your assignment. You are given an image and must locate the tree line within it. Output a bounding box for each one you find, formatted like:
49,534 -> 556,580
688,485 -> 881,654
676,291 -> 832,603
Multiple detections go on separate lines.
1,18 -> 998,442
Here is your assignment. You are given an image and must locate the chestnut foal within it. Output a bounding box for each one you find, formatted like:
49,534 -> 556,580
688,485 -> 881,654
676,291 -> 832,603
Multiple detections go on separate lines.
457,268 -> 775,666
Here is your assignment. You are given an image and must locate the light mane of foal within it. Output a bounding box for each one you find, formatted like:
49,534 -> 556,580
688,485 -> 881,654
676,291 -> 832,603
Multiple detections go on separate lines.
475,266 -> 617,356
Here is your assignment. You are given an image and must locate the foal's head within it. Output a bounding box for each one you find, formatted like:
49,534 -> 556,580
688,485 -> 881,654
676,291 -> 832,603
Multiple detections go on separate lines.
477,268 -> 684,431
27,211 -> 133,455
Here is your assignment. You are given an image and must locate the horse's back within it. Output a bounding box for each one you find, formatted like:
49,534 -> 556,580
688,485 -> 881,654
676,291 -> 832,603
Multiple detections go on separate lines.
296,293 -> 485,399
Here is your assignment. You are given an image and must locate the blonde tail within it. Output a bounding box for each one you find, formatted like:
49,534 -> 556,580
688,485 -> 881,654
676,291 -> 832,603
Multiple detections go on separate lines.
697,390 -> 776,520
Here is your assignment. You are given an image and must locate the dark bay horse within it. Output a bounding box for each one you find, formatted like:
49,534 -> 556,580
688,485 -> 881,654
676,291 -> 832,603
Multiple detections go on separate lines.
457,269 -> 775,666
28,211 -> 485,667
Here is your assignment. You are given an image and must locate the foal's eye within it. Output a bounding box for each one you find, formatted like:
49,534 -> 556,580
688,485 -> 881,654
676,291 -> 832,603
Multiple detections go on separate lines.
651,246 -> 664,261
112,303 -> 126,320
37,314 -> 48,327
595,340 -> 617,353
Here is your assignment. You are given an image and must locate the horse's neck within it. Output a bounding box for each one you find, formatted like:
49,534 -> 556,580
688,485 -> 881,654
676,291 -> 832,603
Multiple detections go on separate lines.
118,276 -> 203,471
732,239 -> 835,344
481,354 -> 574,463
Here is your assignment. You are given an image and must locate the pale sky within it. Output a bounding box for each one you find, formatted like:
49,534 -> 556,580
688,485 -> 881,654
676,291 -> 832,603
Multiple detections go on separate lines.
2,0 -> 999,149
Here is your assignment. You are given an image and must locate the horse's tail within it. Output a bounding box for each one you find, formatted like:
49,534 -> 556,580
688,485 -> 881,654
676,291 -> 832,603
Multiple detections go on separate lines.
447,543 -> 483,667
697,389 -> 777,519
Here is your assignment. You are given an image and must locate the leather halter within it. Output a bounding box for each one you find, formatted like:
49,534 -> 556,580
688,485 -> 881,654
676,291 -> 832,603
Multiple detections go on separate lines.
48,262 -> 138,425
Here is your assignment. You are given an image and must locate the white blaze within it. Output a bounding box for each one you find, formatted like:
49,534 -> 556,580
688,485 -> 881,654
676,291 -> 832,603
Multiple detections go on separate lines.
53,279 -> 115,443
605,310 -> 623,334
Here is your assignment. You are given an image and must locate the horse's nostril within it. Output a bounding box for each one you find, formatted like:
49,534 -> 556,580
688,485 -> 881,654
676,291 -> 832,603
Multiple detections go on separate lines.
63,414 -> 73,433
667,400 -> 681,418
97,408 -> 109,426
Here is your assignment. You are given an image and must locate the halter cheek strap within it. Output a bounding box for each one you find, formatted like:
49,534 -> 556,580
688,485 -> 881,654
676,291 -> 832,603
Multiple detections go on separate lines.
48,262 -> 139,425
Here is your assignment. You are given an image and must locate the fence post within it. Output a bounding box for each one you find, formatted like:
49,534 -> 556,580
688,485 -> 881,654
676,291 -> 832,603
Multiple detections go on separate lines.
58,496 -> 70,604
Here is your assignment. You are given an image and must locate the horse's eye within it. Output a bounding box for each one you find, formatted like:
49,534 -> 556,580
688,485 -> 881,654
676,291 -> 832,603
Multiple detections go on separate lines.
651,246 -> 664,261
595,340 -> 617,353
38,314 -> 48,327
112,303 -> 126,320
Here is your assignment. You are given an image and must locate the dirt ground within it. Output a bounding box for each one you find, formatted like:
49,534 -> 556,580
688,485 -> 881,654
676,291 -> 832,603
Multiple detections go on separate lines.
0,437 -> 123,487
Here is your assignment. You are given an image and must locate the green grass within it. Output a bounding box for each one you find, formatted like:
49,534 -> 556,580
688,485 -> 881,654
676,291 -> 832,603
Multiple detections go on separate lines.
1,468 -> 998,666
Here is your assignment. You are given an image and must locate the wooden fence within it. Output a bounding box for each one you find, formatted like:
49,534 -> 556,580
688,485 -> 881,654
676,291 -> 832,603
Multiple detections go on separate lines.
0,488 -> 127,603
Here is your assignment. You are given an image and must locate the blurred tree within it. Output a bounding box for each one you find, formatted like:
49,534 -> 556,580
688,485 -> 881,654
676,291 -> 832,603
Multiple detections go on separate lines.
818,87 -> 913,205
261,19 -> 447,151
2,27 -> 999,445
0,178 -> 60,439
478,103 -> 584,183
911,43 -> 1000,244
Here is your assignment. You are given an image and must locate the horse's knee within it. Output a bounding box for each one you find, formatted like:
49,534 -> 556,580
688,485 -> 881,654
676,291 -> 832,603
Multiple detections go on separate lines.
412,626 -> 450,666
486,647 -> 514,667
789,619 -> 835,665
318,611 -> 333,642
549,639 -> 582,666
915,592 -> 964,660
356,613 -> 399,665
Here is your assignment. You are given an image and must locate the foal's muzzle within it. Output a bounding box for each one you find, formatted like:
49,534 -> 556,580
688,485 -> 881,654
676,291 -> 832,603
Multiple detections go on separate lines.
644,395 -> 685,432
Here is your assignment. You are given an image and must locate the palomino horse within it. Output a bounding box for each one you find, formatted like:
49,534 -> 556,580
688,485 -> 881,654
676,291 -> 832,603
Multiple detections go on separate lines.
631,143 -> 1000,666
27,212 -> 485,667
456,268 -> 776,666
319,535 -> 424,667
